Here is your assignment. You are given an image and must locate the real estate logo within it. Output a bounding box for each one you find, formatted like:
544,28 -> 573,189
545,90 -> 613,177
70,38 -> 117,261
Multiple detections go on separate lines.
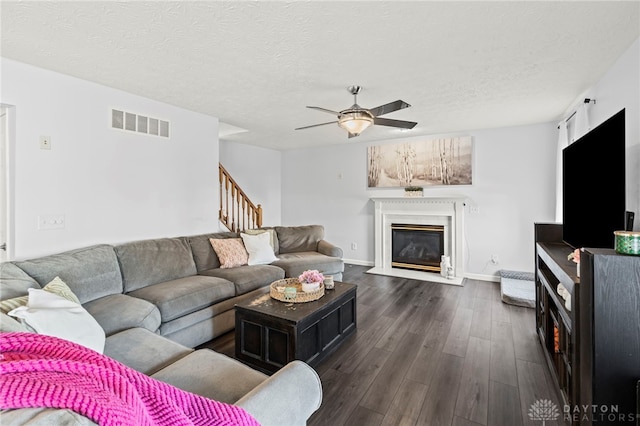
529,399 -> 560,424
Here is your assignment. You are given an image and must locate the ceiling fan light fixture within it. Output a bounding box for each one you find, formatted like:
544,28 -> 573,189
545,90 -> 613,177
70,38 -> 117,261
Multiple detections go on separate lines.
338,111 -> 374,136
296,86 -> 416,138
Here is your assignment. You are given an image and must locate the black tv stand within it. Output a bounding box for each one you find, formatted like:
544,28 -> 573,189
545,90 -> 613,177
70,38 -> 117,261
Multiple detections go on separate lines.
534,223 -> 640,425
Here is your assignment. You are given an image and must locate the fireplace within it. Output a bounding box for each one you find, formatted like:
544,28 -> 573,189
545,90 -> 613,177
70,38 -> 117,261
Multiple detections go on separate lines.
391,224 -> 444,272
368,196 -> 466,285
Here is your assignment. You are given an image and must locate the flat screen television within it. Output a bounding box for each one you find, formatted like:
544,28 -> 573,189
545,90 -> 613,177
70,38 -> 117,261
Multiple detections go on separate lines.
562,108 -> 626,249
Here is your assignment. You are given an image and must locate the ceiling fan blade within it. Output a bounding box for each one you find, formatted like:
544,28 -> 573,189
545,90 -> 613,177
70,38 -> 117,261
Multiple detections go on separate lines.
373,117 -> 418,129
306,106 -> 341,115
368,100 -> 411,117
295,121 -> 338,130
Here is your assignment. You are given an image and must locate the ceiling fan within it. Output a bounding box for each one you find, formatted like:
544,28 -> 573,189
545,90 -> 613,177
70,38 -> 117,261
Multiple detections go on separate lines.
295,86 -> 418,138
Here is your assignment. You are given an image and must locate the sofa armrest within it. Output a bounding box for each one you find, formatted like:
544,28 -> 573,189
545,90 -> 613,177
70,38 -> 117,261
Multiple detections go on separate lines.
234,360 -> 322,426
317,240 -> 343,258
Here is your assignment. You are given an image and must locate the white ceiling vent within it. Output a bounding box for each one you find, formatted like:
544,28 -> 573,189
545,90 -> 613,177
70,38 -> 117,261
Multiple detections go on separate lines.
112,109 -> 169,138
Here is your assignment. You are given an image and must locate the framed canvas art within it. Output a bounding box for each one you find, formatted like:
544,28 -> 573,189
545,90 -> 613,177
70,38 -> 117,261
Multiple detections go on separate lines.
367,136 -> 473,188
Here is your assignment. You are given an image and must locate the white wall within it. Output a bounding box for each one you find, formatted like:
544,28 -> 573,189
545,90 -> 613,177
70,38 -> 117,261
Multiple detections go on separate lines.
281,122 -> 557,278
566,37 -> 639,228
279,37 -> 640,278
219,140 -> 282,226
1,59 -> 220,259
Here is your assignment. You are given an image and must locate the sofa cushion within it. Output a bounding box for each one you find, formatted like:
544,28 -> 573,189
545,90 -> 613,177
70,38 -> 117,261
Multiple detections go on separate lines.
272,251 -> 344,278
0,262 -> 40,300
105,327 -> 193,375
12,245 -> 123,304
127,275 -> 235,322
275,225 -> 324,254
209,238 -> 249,269
115,238 -> 197,292
187,232 -> 238,272
151,349 -> 267,404
199,265 -> 284,295
157,286 -> 269,338
83,294 -> 161,336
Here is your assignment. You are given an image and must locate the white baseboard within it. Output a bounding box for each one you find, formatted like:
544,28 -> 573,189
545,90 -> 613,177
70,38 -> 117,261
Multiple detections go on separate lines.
343,259 -> 374,267
464,272 -> 500,283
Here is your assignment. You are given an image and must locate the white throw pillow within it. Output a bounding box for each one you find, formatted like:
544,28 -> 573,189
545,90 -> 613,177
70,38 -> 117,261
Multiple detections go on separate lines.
241,232 -> 279,265
0,276 -> 80,315
8,288 -> 106,354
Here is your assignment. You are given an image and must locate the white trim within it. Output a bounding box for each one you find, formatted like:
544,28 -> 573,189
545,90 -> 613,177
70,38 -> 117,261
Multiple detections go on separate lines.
463,272 -> 500,283
344,259 -> 374,267
369,196 -> 467,284
1,105 -> 15,261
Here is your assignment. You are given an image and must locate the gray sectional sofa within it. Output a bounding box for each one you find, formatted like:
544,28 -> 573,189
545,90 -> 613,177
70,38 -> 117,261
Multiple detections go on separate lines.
0,224 -> 343,425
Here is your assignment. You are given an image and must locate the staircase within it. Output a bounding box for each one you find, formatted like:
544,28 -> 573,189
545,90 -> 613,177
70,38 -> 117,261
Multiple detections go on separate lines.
219,164 -> 262,232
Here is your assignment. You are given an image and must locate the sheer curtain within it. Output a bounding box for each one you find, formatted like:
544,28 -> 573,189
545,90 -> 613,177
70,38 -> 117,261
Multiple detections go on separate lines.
555,122 -> 569,222
572,101 -> 591,142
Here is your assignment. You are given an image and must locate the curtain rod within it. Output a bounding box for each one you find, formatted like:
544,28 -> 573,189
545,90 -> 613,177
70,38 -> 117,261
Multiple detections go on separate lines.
557,98 -> 596,129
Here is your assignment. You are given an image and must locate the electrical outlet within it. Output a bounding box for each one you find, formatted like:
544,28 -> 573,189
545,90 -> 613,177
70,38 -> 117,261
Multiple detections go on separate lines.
40,135 -> 51,150
351,242 -> 357,250
491,254 -> 499,264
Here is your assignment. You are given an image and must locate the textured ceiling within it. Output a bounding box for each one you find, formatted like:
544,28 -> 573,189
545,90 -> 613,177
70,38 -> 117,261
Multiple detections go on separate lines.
2,1 -> 639,150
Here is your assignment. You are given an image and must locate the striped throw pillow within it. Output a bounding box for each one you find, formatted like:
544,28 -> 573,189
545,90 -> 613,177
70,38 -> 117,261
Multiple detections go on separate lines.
0,276 -> 80,314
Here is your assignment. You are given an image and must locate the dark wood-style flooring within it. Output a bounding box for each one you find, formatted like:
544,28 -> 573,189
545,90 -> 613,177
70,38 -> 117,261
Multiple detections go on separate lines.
205,264 -> 563,426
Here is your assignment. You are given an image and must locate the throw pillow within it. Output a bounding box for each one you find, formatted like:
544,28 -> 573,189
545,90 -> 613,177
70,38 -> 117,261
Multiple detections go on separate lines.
0,276 -> 80,315
8,288 -> 106,354
240,232 -> 278,266
243,228 -> 278,253
209,238 -> 249,269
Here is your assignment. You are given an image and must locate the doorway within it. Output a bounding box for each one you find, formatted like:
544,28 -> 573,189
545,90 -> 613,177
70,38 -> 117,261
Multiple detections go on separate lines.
1,105 -> 14,261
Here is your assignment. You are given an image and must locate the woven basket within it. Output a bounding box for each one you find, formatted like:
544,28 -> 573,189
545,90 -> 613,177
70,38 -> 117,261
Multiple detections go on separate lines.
270,278 -> 325,303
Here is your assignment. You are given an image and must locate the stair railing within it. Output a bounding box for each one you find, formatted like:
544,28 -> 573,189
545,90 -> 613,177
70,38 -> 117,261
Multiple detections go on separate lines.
219,164 -> 263,232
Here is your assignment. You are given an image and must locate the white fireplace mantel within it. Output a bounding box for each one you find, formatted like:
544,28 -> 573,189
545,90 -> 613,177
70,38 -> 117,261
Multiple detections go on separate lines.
367,196 -> 466,285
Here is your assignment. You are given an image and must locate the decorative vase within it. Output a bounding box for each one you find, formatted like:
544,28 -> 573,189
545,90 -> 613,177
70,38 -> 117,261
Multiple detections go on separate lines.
301,282 -> 320,293
323,275 -> 335,290
404,190 -> 423,198
440,255 -> 451,278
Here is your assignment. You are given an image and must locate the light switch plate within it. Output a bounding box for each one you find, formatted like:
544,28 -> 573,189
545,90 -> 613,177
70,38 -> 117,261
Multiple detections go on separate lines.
38,215 -> 65,230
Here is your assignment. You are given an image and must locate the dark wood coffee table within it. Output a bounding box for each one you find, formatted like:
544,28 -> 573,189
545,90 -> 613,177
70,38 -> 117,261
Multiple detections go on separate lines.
235,281 -> 357,374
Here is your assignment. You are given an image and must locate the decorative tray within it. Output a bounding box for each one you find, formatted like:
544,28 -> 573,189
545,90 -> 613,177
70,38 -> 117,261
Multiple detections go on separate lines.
270,278 -> 325,303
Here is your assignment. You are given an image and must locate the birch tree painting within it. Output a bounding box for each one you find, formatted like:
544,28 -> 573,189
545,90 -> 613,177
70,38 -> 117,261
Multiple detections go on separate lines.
367,136 -> 473,187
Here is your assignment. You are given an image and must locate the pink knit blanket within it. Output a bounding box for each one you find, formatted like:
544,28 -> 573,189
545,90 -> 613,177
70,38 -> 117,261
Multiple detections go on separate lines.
0,332 -> 260,426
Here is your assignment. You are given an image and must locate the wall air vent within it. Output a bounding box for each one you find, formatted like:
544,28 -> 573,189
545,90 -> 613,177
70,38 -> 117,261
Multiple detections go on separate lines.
111,109 -> 170,138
